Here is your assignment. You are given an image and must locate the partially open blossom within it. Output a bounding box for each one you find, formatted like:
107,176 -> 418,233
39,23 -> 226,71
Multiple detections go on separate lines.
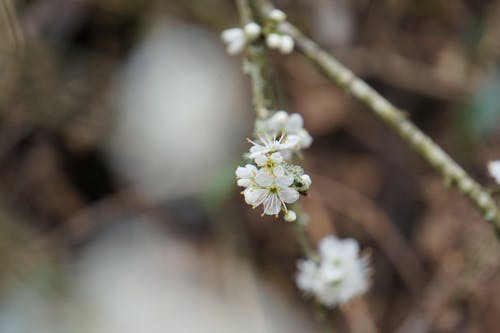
488,160 -> 500,184
260,111 -> 312,149
296,236 -> 370,307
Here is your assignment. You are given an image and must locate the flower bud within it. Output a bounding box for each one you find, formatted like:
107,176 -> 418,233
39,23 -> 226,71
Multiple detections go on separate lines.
284,210 -> 297,222
301,174 -> 312,189
269,9 -> 286,22
244,22 -> 261,40
266,33 -> 281,49
279,35 -> 294,54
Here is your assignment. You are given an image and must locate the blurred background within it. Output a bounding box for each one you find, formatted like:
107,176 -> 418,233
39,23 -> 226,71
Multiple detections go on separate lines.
1,0 -> 500,332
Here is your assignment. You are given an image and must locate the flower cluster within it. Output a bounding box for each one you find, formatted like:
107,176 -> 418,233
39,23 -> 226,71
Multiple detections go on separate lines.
296,236 -> 370,307
489,160 -> 500,184
221,8 -> 295,56
236,111 -> 312,220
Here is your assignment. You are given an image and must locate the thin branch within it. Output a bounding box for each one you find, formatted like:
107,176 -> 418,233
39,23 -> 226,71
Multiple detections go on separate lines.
252,0 -> 500,237
236,0 -> 314,257
236,0 -> 270,119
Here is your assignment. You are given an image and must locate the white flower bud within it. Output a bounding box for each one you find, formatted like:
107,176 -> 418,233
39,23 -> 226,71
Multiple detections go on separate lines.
244,22 -> 261,40
279,35 -> 294,54
284,210 -> 297,222
488,160 -> 500,184
301,174 -> 312,188
266,33 -> 281,49
269,9 -> 286,22
221,28 -> 244,44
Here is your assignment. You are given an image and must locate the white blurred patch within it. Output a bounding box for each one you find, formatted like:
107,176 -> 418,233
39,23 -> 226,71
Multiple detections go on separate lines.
0,220 -> 317,333
106,20 -> 249,200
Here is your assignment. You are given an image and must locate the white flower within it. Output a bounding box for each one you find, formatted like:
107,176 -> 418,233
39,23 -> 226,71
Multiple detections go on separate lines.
269,9 -> 286,22
248,134 -> 298,159
244,168 -> 299,216
244,22 -> 261,39
264,111 -> 313,149
295,236 -> 370,307
221,28 -> 246,55
235,164 -> 258,187
488,160 -> 500,184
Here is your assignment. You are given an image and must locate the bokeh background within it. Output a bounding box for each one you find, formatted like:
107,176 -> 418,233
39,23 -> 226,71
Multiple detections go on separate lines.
1,0 -> 500,332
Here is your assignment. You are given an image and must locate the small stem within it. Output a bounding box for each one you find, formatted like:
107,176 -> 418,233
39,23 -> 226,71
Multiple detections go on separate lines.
236,0 -> 270,119
252,0 -> 500,238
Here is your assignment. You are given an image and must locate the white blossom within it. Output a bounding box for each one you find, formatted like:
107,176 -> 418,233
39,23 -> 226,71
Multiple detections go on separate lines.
262,111 -> 313,149
244,168 -> 299,216
488,160 -> 500,184
248,134 -> 299,159
296,236 -> 370,307
235,164 -> 258,187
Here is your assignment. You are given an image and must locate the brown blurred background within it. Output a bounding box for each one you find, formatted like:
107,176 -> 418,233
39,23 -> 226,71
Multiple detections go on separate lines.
1,0 -> 500,332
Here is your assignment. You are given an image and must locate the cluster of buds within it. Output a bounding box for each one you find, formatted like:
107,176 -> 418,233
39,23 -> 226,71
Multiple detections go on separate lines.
221,8 -> 295,55
236,111 -> 312,221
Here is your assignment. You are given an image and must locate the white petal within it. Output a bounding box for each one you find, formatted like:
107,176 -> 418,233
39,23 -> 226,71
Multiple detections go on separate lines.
280,187 -> 299,203
244,188 -> 267,206
221,28 -> 244,43
298,129 -> 313,148
255,170 -> 274,187
263,194 -> 281,215
285,113 -> 304,132
276,174 -> 294,187
235,164 -> 256,178
249,144 -> 268,158
267,110 -> 288,131
283,134 -> 300,149
273,165 -> 285,177
270,152 -> 283,163
237,179 -> 252,187
254,154 -> 268,166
